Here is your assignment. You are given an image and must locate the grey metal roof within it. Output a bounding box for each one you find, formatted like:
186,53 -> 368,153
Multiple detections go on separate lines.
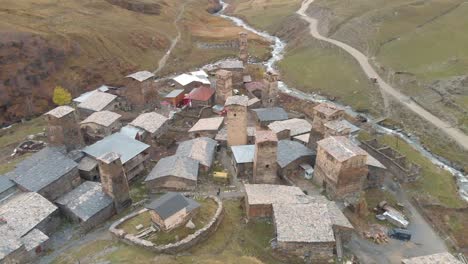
252,107 -> 288,122
176,137 -> 217,167
277,140 -> 314,168
83,132 -> 149,164
0,176 -> 15,195
120,125 -> 144,139
56,181 -> 113,222
165,89 -> 185,98
145,192 -> 200,220
9,147 -> 78,192
231,145 -> 255,164
145,155 -> 199,182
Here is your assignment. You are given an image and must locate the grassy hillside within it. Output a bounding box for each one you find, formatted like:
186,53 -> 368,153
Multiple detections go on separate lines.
0,0 -> 270,124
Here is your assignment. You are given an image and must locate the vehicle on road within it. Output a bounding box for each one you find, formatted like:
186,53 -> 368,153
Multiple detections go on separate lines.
388,228 -> 412,241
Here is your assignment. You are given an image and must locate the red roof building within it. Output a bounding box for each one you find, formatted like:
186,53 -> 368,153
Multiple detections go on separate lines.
188,86 -> 215,107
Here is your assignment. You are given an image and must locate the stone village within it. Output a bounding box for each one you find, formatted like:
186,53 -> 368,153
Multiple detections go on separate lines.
0,32 -> 463,264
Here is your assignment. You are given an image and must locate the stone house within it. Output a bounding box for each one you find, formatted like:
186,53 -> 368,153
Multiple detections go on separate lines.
164,89 -> 185,107
245,81 -> 266,99
308,103 -> 345,149
8,147 -> 81,201
129,112 -> 169,143
252,107 -> 288,128
323,119 -> 360,138
123,71 -> 159,110
277,140 -> 315,178
176,137 -> 217,171
44,105 -> 84,151
365,154 -> 388,189
188,86 -> 215,107
268,118 -> 312,140
77,156 -> 99,181
80,110 -> 122,143
56,181 -> 114,231
0,192 -> 61,264
230,144 -> 255,179
77,91 -> 118,117
83,132 -> 150,181
253,130 -> 279,184
210,60 -> 244,87
145,192 -> 200,231
314,136 -> 368,200
188,117 -> 224,139
145,155 -> 199,192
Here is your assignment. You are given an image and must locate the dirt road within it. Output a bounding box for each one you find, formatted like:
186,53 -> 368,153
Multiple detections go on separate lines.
297,0 -> 468,151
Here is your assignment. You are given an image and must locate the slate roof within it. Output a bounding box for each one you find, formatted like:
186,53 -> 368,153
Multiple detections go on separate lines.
366,154 -> 386,169
314,102 -> 345,117
277,140 -> 314,168
145,192 -> 200,220
45,106 -> 75,118
165,89 -> 185,98
317,136 -> 367,162
83,133 -> 149,164
176,137 -> 217,167
324,119 -> 360,134
231,145 -> 255,164
130,112 -> 168,134
402,252 -> 463,264
252,107 -> 288,122
77,91 -> 117,112
215,126 -> 255,142
22,229 -> 49,251
126,71 -> 155,82
268,118 -> 312,137
189,117 -> 224,132
188,86 -> 215,101
56,181 -> 113,222
218,60 -> 244,69
245,81 -> 265,92
77,156 -> 98,172
225,95 -> 249,106
145,155 -> 199,182
9,147 -> 78,192
80,110 -> 121,127
255,130 -> 278,143
293,133 -> 309,144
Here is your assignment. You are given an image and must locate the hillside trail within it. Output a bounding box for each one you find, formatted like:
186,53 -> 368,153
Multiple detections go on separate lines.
297,0 -> 468,151
153,1 -> 189,75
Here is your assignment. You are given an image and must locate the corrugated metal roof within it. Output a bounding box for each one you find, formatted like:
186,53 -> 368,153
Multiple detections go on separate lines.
173,73 -> 210,86
145,192 -> 199,220
165,89 -> 185,98
0,176 -> 15,195
252,107 -> 288,122
126,71 -> 154,82
83,132 -> 149,164
189,86 -> 215,101
277,140 -> 314,168
145,155 -> 199,181
231,145 -> 255,164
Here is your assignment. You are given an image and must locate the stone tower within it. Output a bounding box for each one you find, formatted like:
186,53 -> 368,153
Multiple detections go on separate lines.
97,152 -> 132,213
44,105 -> 84,152
239,32 -> 248,64
308,102 -> 345,150
262,70 -> 280,107
215,70 -> 233,105
253,130 -> 278,184
225,95 -> 249,146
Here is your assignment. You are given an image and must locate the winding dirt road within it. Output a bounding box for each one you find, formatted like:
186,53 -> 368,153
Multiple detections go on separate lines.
297,0 -> 468,151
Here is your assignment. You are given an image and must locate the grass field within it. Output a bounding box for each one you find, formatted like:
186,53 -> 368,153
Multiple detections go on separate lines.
51,200 -> 301,264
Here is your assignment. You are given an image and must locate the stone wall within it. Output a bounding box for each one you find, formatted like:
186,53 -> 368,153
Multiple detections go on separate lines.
276,241 -> 335,262
109,195 -> 224,254
361,139 -> 421,183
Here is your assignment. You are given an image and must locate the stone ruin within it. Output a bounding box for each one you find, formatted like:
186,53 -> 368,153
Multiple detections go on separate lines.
361,139 -> 421,183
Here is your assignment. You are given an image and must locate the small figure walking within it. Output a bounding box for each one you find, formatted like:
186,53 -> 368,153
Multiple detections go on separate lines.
217,188 -> 221,196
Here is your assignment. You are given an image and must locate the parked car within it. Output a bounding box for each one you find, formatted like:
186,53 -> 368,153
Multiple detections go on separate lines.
388,228 -> 412,241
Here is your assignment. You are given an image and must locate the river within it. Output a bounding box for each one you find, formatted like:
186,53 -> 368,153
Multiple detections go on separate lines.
217,0 -> 468,202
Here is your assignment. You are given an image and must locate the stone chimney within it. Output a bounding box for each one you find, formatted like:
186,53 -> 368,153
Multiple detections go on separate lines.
97,152 -> 131,213
253,130 -> 279,184
225,95 -> 249,146
44,105 -> 84,152
239,32 -> 248,64
262,70 -> 280,107
215,70 -> 233,105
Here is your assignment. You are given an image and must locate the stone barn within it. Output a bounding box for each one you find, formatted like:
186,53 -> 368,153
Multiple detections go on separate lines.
83,132 -> 150,181
308,102 -> 345,149
314,136 -> 368,200
252,107 -> 288,128
44,106 -> 84,151
216,60 -> 244,87
253,130 -> 279,184
56,181 -> 114,231
129,112 -> 169,143
268,118 -> 312,140
77,91 -> 118,117
188,86 -> 215,107
188,117 -> 224,139
8,147 -> 81,201
145,155 -> 199,192
0,192 -> 60,264
365,154 -> 388,189
231,144 -> 255,179
77,156 -> 99,181
277,140 -> 315,178
176,137 -> 217,171
244,184 -> 305,218
323,119 -> 360,138
80,110 -> 122,143
146,192 -> 200,232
